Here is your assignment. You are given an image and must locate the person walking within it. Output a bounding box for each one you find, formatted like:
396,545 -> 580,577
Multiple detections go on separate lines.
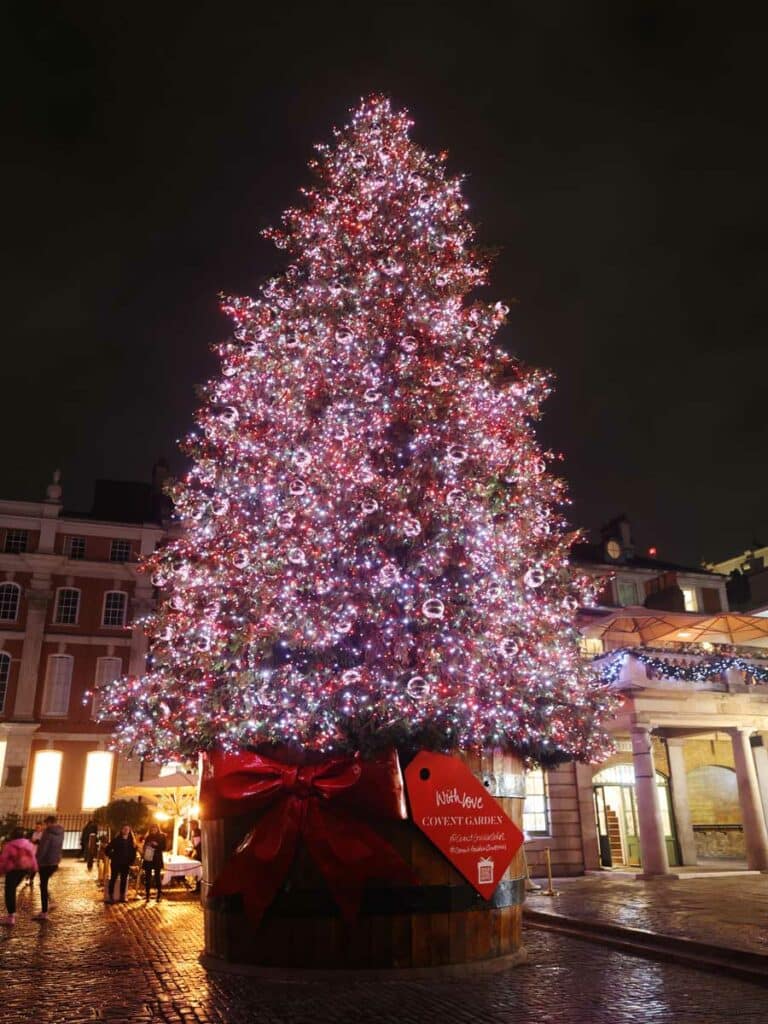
0,828 -> 38,926
80,819 -> 98,862
104,825 -> 136,903
33,815 -> 64,921
141,824 -> 166,902
26,821 -> 44,891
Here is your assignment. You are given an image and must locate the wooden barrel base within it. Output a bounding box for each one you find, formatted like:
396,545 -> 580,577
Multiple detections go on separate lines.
202,749 -> 526,969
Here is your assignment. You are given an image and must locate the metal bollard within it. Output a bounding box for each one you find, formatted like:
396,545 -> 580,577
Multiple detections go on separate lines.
541,848 -> 560,897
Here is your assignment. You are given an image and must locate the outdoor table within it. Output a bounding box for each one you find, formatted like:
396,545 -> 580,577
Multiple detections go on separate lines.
161,854 -> 202,887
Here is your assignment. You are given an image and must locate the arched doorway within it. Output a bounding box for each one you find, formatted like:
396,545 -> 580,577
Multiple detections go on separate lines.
593,763 -> 679,868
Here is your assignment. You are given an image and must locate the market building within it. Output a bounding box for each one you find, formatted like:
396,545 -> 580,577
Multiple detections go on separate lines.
0,469 -> 169,844
524,516 -> 768,880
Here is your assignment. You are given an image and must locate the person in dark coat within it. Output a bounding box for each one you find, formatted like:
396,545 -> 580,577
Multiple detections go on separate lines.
80,819 -> 98,861
104,825 -> 136,903
141,824 -> 166,901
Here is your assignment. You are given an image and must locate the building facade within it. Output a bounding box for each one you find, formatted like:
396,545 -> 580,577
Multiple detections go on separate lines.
0,472 -> 167,830
524,517 -> 768,880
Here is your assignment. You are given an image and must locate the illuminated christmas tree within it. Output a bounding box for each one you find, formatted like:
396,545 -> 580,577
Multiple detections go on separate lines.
102,96 -> 614,765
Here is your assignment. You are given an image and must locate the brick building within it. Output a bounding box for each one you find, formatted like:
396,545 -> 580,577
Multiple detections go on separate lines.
0,469 -> 169,829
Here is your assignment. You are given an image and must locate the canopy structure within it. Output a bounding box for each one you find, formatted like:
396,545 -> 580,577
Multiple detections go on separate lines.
578,606 -> 768,650
114,771 -> 199,855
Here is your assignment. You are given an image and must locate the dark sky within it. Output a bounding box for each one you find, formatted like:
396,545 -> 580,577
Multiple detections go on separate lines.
3,2 -> 767,567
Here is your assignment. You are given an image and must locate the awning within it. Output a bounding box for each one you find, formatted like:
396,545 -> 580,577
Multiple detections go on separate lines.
578,606 -> 768,649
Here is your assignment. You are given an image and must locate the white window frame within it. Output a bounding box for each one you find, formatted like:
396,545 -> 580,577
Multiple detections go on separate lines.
28,749 -> 63,810
92,656 -> 122,717
110,539 -> 132,563
54,587 -> 81,625
681,586 -> 698,612
42,654 -> 73,716
0,651 -> 10,713
81,751 -> 114,810
523,768 -> 550,837
65,535 -> 87,560
101,590 -> 127,628
616,578 -> 639,607
4,529 -> 29,554
0,582 -> 20,622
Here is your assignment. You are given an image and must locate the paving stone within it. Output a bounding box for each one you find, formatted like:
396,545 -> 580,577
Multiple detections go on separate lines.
1,862 -> 767,1023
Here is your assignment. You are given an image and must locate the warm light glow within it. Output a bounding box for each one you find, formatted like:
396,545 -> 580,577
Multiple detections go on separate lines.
29,750 -> 62,810
189,804 -> 200,819
154,810 -> 170,822
677,631 -> 693,640
81,750 -> 114,810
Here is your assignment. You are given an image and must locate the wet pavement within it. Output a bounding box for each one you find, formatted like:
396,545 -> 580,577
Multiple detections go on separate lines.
525,872 -> 768,956
1,861 -> 768,1023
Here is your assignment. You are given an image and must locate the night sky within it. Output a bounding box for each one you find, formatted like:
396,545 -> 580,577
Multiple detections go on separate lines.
4,3 -> 767,567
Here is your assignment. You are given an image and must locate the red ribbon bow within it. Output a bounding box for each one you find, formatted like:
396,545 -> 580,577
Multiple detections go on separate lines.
204,749 -> 417,925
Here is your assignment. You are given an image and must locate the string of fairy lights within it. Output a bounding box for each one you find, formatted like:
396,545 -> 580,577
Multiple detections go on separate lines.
598,647 -> 768,686
99,96 -> 616,765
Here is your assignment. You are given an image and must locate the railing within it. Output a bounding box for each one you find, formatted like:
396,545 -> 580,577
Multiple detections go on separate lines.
17,813 -> 93,854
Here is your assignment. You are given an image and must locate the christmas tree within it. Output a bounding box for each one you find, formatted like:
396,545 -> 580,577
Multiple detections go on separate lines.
102,96 -> 614,766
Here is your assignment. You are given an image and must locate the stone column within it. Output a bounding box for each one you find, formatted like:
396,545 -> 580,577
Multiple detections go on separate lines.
729,728 -> 768,871
666,739 -> 697,866
575,762 -> 601,870
752,733 -> 768,828
631,725 -> 671,877
13,583 -> 51,720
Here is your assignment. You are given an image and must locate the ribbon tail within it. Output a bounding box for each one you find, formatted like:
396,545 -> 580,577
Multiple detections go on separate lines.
210,799 -> 300,925
304,803 -> 419,925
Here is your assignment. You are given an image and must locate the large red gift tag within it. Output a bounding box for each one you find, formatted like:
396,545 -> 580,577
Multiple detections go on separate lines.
405,751 -> 524,900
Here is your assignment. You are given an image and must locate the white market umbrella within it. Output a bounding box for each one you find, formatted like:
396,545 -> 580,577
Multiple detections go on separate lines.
114,772 -> 199,856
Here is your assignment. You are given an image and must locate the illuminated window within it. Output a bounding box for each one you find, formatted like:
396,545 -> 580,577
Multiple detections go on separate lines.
54,588 -> 80,625
617,580 -> 639,606
92,656 -> 122,717
42,655 -> 73,716
110,539 -> 132,562
579,636 -> 604,657
29,750 -> 62,810
0,738 -> 6,785
66,536 -> 86,560
0,651 -> 9,712
681,587 -> 698,612
101,591 -> 127,628
82,750 -> 114,810
4,529 -> 28,554
523,768 -> 549,836
0,583 -> 20,621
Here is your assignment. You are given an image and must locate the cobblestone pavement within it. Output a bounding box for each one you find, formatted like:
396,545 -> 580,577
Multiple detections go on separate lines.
1,862 -> 767,1024
526,873 -> 768,955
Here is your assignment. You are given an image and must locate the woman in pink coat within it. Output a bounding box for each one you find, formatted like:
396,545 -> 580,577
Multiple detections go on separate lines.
0,828 -> 39,926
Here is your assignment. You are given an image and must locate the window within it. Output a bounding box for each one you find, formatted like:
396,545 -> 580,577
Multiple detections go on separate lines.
0,738 -> 6,786
681,587 -> 698,612
579,636 -> 604,657
523,768 -> 549,836
617,580 -> 639,606
92,656 -> 122,717
66,536 -> 86,560
28,750 -> 62,810
42,655 -> 73,716
0,583 -> 20,622
82,751 -> 114,810
0,651 -> 10,713
110,539 -> 132,562
4,529 -> 28,554
54,588 -> 80,625
102,591 -> 127,628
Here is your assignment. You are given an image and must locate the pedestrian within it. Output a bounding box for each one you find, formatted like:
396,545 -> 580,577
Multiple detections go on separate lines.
0,828 -> 38,926
104,825 -> 136,904
33,814 -> 65,921
26,820 -> 44,890
80,818 -> 98,861
141,824 -> 166,902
